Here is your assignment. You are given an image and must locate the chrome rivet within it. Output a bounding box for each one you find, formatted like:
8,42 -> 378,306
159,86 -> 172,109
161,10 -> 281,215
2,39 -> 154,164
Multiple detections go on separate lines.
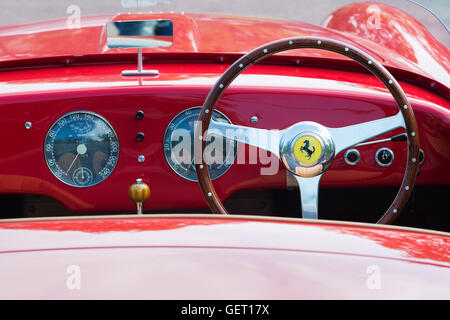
207,192 -> 212,197
263,49 -> 268,53
289,40 -> 293,45
345,47 -> 349,52
403,105 -> 408,109
430,82 -> 435,88
205,109 -> 209,114
250,116 -> 258,124
239,63 -> 243,68
411,132 -> 416,137
199,165 -> 204,169
317,40 -> 321,45
296,59 -> 300,64
389,80 -> 393,84
368,60 -> 372,65
393,209 -> 398,214
412,158 -> 417,163
65,59 -> 70,64
181,11 -> 185,15
219,56 -> 224,62
199,135 -> 203,140
138,155 -> 145,163
24,122 -> 32,129
219,84 -> 224,88
405,186 -> 410,190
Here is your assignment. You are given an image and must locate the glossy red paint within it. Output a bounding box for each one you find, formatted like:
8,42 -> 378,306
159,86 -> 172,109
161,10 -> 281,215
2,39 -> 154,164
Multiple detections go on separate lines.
0,11 -> 448,90
322,2 -> 450,86
0,61 -> 449,213
0,216 -> 448,299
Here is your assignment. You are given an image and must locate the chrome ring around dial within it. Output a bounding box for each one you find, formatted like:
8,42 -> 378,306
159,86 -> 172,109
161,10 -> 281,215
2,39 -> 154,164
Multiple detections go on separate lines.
44,111 -> 119,187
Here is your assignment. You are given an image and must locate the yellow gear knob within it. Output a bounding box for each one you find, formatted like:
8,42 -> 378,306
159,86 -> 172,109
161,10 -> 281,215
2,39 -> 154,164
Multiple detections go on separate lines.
128,179 -> 150,214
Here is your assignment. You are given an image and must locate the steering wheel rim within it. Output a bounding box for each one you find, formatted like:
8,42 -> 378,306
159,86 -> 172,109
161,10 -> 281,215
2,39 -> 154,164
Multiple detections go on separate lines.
194,37 -> 420,224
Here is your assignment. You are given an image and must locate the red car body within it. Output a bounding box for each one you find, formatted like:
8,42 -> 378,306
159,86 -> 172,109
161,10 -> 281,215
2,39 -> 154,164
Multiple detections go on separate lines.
0,215 -> 449,299
0,2 -> 448,299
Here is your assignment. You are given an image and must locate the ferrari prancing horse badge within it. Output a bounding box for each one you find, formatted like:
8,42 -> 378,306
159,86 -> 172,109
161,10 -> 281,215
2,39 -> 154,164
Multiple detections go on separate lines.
294,135 -> 323,165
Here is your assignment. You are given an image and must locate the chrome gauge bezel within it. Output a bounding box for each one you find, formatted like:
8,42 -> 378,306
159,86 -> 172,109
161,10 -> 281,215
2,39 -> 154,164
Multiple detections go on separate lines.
375,147 -> 394,167
163,106 -> 238,182
344,149 -> 361,166
43,111 -> 120,188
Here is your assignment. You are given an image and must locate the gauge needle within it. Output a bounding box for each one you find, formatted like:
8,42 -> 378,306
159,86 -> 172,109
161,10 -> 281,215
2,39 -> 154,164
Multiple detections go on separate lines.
66,153 -> 79,173
67,144 -> 87,173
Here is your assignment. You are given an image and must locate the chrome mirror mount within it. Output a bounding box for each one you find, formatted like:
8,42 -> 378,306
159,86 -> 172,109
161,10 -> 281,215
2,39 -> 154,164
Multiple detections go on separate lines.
106,19 -> 173,76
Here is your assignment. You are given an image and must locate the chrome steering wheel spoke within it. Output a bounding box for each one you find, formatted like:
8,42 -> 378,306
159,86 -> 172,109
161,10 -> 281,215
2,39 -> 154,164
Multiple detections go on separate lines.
210,119 -> 282,158
327,111 -> 406,155
293,174 -> 323,219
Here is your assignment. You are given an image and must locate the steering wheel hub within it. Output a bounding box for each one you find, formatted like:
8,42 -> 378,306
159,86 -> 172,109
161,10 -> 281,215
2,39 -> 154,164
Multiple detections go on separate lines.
280,121 -> 335,177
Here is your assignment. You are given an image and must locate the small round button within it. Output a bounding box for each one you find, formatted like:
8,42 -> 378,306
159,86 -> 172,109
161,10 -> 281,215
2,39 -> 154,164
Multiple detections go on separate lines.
375,148 -> 394,167
136,132 -> 145,142
344,149 -> 360,166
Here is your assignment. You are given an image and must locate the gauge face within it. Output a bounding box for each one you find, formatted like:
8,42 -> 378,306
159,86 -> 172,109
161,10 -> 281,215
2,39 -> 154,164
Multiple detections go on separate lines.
44,111 -> 119,187
163,107 -> 237,182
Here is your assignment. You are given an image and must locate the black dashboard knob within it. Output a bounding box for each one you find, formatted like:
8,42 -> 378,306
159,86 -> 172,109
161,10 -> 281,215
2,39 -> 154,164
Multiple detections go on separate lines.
136,132 -> 145,142
375,148 -> 394,167
136,110 -> 144,120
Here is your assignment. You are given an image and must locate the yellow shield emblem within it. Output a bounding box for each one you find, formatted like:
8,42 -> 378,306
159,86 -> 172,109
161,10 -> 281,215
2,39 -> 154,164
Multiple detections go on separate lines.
293,135 -> 322,164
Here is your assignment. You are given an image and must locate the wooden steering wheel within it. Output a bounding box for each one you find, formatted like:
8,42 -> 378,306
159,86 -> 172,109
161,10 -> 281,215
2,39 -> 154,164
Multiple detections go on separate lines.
194,37 -> 420,224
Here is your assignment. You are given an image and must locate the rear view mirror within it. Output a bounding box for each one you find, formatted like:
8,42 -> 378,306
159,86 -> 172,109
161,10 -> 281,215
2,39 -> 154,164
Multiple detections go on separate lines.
106,19 -> 173,76
106,20 -> 173,48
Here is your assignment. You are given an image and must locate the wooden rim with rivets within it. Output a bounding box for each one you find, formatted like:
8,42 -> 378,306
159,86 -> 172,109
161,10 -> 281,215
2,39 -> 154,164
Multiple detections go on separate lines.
194,37 -> 420,224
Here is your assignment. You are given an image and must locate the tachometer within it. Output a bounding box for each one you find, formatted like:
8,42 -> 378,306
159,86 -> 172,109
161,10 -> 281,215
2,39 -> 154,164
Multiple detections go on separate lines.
44,111 -> 119,187
163,107 -> 237,182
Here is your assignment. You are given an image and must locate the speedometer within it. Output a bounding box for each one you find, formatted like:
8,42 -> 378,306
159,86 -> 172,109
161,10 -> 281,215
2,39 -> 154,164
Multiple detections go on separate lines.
163,107 -> 237,182
44,111 -> 119,187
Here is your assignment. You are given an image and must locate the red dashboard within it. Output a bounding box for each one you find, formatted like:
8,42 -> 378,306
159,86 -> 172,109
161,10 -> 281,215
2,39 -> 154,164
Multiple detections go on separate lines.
0,59 -> 448,214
